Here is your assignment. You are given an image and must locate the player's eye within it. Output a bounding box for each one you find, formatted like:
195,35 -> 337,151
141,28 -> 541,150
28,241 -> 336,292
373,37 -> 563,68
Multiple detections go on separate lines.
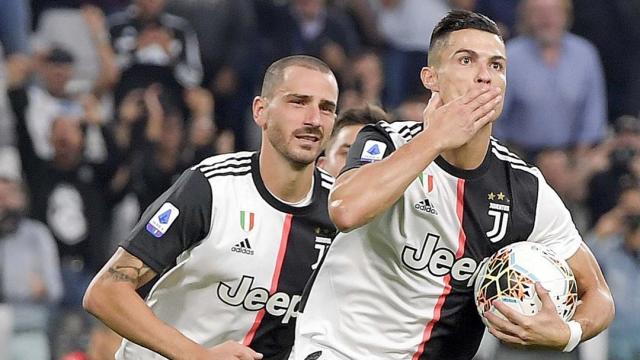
290,99 -> 305,105
459,56 -> 471,65
320,106 -> 334,114
491,62 -> 504,71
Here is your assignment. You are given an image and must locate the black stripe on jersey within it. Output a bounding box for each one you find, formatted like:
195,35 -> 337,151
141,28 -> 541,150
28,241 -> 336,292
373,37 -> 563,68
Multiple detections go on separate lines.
203,161 -> 252,171
248,201 -> 336,359
204,169 -> 251,179
200,158 -> 252,173
203,164 -> 252,177
489,139 -> 535,169
398,122 -> 422,140
419,151 -> 539,359
192,154 -> 253,171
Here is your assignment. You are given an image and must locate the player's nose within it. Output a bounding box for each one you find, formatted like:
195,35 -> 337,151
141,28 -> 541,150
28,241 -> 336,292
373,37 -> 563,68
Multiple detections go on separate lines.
475,64 -> 491,85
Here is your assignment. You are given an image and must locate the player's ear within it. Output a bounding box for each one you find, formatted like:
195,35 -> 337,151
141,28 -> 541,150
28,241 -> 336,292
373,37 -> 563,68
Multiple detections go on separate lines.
316,156 -> 327,170
421,66 -> 439,92
252,96 -> 268,128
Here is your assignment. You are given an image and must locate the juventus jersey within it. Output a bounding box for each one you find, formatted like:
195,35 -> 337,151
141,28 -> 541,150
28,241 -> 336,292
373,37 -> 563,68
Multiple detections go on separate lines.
116,152 -> 337,360
293,121 -> 582,360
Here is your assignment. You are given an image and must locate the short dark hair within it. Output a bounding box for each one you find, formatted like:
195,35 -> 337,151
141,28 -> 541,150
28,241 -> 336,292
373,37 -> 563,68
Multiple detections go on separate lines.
260,55 -> 335,98
428,10 -> 502,65
331,105 -> 387,140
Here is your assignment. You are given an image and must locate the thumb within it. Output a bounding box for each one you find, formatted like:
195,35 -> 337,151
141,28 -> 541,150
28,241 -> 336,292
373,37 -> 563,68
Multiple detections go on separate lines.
535,282 -> 556,313
422,92 -> 442,127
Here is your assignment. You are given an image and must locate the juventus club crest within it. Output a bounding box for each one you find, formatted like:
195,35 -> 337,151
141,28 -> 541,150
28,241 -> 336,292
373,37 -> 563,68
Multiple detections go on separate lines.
486,192 -> 510,243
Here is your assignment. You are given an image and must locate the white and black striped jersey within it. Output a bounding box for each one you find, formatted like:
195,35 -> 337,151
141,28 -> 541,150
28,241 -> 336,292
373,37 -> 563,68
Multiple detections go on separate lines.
293,121 -> 582,360
116,152 -> 337,360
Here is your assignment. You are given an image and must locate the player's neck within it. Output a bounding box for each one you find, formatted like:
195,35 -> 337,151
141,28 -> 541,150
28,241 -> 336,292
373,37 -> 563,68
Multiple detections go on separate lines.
440,124 -> 491,170
259,149 -> 315,204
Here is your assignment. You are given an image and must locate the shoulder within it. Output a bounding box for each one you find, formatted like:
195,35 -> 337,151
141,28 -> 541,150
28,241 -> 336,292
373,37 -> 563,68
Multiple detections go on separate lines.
489,137 -> 541,180
506,36 -> 533,53
191,151 -> 255,179
564,33 -> 600,58
375,120 -> 423,143
18,218 -> 55,242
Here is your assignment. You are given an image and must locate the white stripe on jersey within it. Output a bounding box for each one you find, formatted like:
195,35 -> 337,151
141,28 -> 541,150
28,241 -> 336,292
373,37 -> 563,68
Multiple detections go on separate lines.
203,166 -> 252,178
490,147 -> 528,166
199,158 -> 252,172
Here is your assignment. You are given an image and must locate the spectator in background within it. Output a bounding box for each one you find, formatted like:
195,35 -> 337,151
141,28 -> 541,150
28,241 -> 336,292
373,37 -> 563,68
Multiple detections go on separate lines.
0,0 -> 31,56
34,5 -> 119,96
166,0 -> 257,151
339,49 -> 384,109
587,186 -> 640,360
19,48 -> 85,160
572,0 -> 640,121
0,176 -> 63,360
372,0 -> 449,108
108,0 -> 203,109
122,85 -> 217,210
392,92 -> 429,122
473,0 -> 520,40
265,0 -> 360,80
7,61 -> 126,307
317,104 -> 387,176
588,115 -> 640,222
494,0 -> 607,159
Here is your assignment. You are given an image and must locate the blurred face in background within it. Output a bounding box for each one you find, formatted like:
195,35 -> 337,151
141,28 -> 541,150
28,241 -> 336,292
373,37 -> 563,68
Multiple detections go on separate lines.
160,114 -> 184,154
318,124 -> 365,177
294,0 -> 326,20
522,0 -> 569,46
0,179 -> 26,236
50,116 -> 84,163
135,0 -> 166,19
422,29 -> 507,122
41,61 -> 73,97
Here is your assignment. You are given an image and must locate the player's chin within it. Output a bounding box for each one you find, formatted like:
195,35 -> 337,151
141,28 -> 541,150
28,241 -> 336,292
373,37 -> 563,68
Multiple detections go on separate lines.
289,147 -> 321,166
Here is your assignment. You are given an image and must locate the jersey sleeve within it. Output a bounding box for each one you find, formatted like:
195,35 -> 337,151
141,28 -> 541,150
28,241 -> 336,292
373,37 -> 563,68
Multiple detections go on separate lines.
527,173 -> 582,260
340,124 -> 396,175
121,168 -> 213,273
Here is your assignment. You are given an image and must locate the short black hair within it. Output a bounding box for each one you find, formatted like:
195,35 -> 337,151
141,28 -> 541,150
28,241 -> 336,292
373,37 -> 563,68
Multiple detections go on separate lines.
334,105 -> 387,137
428,10 -> 502,65
260,55 -> 335,98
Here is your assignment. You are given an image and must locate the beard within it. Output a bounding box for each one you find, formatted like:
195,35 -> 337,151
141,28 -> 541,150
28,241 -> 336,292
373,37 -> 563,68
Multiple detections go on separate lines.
266,121 -> 325,167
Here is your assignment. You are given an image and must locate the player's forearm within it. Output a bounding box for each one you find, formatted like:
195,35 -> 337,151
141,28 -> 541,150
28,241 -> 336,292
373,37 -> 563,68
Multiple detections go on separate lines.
571,285 -> 614,341
566,244 -> 615,342
83,281 -> 207,360
330,130 -> 444,231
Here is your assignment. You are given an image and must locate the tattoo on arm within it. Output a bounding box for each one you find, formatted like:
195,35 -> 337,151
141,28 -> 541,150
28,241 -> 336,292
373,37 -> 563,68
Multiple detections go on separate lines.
99,248 -> 158,288
106,265 -> 144,284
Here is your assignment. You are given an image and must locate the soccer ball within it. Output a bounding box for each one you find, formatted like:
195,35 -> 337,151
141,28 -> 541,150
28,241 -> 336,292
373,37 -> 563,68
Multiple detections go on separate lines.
474,242 -> 578,324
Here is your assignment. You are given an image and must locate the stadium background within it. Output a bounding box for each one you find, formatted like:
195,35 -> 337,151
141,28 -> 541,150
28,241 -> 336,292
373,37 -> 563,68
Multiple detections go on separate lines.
0,0 -> 638,359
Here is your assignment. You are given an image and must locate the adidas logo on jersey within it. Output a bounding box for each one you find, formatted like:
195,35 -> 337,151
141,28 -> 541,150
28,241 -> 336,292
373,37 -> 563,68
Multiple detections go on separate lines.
231,239 -> 254,255
414,199 -> 438,215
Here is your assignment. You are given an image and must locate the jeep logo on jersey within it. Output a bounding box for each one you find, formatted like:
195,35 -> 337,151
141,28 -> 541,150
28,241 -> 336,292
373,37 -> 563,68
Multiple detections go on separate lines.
217,276 -> 301,324
414,198 -> 438,215
401,233 -> 478,285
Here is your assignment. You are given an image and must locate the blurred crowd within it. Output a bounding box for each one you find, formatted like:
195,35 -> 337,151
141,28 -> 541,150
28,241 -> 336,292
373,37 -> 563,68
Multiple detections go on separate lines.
0,0 -> 639,359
